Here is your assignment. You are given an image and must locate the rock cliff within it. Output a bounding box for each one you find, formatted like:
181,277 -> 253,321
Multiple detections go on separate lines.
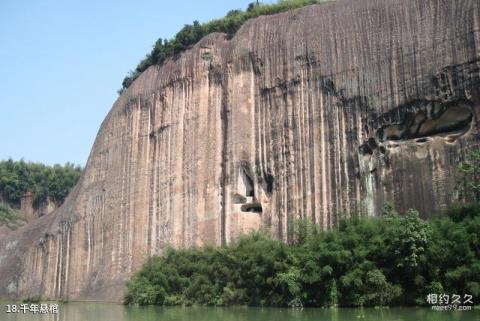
20,192 -> 57,222
0,0 -> 479,302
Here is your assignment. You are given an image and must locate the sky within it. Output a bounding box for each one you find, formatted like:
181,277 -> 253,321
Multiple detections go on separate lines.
0,0 -> 262,167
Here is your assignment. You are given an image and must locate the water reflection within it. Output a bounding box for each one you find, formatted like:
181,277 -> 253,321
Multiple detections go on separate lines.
1,302 -> 478,321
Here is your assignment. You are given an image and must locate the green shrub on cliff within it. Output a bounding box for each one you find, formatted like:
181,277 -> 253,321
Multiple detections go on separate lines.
0,202 -> 26,229
456,150 -> 480,203
0,159 -> 83,209
118,0 -> 332,94
0,203 -> 18,224
125,205 -> 480,307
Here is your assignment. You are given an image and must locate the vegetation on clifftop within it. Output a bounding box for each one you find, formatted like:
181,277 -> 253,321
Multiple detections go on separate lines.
118,0 -> 332,94
0,159 -> 83,209
124,205 -> 480,307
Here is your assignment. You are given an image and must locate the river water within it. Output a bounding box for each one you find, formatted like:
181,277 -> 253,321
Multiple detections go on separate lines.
1,302 -> 479,321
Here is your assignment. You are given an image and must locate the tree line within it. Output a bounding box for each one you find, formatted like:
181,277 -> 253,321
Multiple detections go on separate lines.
0,159 -> 83,209
124,205 -> 480,307
118,0 -> 331,94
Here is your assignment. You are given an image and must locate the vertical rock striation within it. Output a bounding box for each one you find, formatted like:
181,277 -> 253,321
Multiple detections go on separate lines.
0,0 -> 479,302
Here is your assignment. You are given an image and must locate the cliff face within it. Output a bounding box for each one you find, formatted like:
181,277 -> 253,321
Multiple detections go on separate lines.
0,194 -> 58,238
20,192 -> 57,221
0,0 -> 479,302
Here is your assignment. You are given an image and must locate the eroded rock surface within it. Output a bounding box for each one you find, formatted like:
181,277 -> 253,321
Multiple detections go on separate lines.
0,0 -> 479,302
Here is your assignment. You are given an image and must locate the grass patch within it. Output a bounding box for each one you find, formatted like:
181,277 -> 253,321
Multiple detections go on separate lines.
0,202 -> 26,229
0,203 -> 19,224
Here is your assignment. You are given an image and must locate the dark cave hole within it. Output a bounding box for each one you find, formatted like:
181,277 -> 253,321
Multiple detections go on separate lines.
359,137 -> 379,156
241,202 -> 263,213
359,144 -> 374,156
238,166 -> 262,214
263,171 -> 274,195
376,103 -> 473,142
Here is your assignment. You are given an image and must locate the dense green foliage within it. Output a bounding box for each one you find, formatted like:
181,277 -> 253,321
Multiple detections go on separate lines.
125,205 -> 480,307
0,159 -> 83,209
457,150 -> 480,203
119,0 -> 331,94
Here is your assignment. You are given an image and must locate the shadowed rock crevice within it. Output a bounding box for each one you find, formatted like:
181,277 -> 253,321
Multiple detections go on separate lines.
260,171 -> 274,196
240,167 -> 254,197
376,99 -> 474,142
236,165 -> 263,214
357,58 -> 480,155
240,202 -> 263,213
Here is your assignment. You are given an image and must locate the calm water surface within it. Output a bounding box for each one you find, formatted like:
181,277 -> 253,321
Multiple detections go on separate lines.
2,302 -> 479,321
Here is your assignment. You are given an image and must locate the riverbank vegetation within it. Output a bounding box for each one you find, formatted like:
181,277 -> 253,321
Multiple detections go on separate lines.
125,204 -> 480,307
0,159 -> 82,209
119,0 -> 332,94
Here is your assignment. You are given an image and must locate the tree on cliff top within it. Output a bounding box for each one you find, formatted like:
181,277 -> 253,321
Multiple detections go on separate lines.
118,0 -> 332,94
0,159 -> 83,209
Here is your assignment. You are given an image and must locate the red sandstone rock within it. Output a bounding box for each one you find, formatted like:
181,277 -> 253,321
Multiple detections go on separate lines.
0,0 -> 479,302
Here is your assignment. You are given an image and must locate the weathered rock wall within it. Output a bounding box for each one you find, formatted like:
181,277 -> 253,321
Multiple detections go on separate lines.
0,194 -> 58,238
20,192 -> 57,221
0,0 -> 479,302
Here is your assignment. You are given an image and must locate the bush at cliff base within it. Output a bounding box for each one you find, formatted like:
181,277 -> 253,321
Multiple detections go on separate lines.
125,204 -> 480,307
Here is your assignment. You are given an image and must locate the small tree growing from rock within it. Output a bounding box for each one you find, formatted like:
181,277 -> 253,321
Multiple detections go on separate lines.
456,150 -> 480,203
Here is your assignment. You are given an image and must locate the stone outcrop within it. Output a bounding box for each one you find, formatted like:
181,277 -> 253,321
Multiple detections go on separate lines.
0,194 -> 57,238
20,192 -> 57,221
0,0 -> 479,302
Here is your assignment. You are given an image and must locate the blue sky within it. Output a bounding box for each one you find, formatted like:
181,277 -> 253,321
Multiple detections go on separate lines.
0,0 -> 262,166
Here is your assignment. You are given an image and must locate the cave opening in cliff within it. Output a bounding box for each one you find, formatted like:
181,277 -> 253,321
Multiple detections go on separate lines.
376,101 -> 473,142
236,166 -> 263,213
240,202 -> 263,213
